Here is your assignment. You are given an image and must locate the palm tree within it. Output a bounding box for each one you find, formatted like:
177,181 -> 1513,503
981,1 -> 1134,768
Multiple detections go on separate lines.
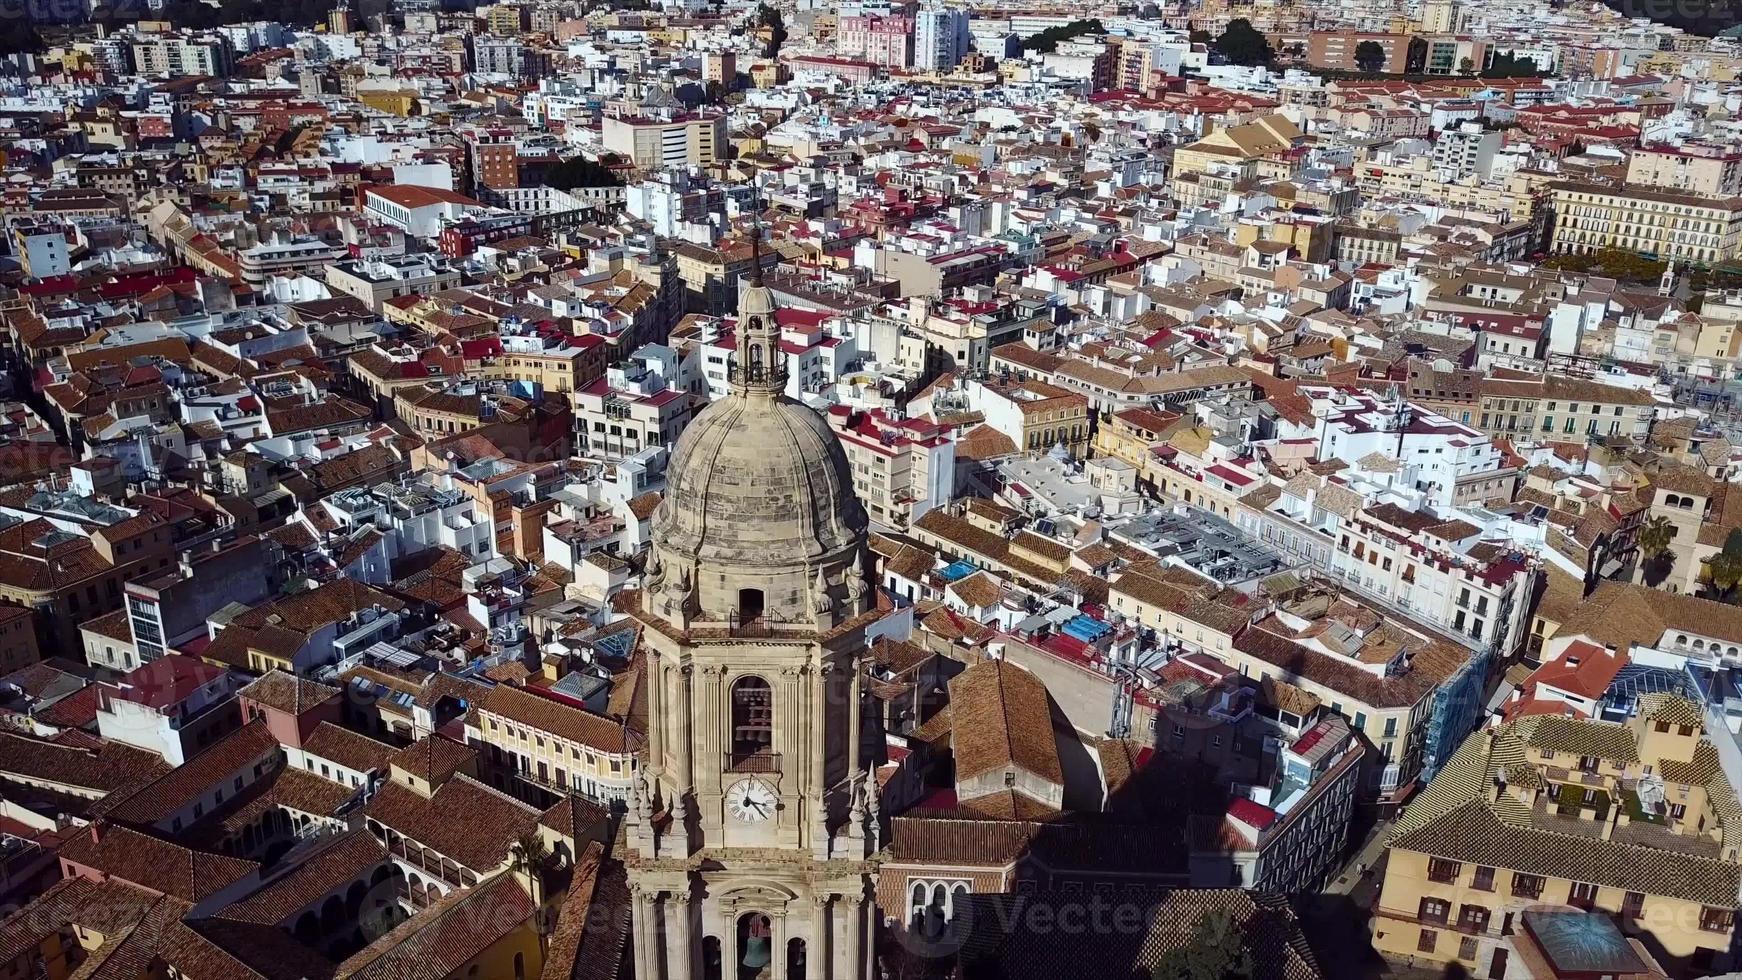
1637,516 -> 1675,559
1705,551 -> 1742,600
510,831 -> 551,952
1637,516 -> 1678,588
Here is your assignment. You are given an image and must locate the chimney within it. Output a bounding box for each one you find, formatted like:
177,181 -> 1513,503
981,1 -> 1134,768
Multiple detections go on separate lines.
89,819 -> 105,845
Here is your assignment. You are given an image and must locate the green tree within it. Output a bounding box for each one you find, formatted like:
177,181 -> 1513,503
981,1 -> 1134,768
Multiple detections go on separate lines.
1023,18 -> 1104,54
1638,516 -> 1676,559
1459,56 -> 1475,74
1152,910 -> 1254,980
543,155 -> 625,190
757,3 -> 787,59
510,831 -> 551,953
1703,529 -> 1742,602
1354,39 -> 1387,74
1484,52 -> 1542,78
1214,18 -> 1272,67
1638,515 -> 1678,588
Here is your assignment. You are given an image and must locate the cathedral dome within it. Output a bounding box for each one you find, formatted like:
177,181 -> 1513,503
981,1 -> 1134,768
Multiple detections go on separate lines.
654,391 -> 865,575
646,270 -> 868,628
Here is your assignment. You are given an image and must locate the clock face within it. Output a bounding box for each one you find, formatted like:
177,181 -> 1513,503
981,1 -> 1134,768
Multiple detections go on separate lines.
725,777 -> 777,823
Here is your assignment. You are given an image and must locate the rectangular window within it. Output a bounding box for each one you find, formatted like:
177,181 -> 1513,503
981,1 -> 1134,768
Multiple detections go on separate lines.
1568,881 -> 1598,910
1458,936 -> 1479,961
1701,907 -> 1734,933
1427,858 -> 1462,884
1419,897 -> 1451,924
1471,866 -> 1495,891
1417,929 -> 1437,953
1511,873 -> 1545,899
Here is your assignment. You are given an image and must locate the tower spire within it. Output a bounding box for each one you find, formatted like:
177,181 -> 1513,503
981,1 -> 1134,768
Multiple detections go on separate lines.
732,222 -> 784,397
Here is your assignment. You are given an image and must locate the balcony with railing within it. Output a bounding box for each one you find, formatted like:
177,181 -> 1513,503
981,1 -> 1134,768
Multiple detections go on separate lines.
724,750 -> 781,774
386,838 -> 475,890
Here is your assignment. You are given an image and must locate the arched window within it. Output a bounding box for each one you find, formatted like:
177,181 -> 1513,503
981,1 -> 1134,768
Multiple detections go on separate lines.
731,676 -> 773,757
1681,496 -> 1696,510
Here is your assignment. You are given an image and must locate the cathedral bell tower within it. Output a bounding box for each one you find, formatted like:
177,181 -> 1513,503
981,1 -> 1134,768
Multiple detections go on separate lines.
624,230 -> 880,980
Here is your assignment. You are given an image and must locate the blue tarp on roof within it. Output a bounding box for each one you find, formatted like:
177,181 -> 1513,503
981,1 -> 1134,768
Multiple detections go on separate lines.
1062,615 -> 1112,642
940,559 -> 978,582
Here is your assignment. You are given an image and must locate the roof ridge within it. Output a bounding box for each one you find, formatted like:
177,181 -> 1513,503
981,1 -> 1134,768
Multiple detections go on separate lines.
449,770 -> 544,816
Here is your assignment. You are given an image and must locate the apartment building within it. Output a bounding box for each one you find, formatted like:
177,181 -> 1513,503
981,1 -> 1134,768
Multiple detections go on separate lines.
95,655 -> 244,765
326,256 -> 462,313
1306,31 -> 1411,72
1626,142 -> 1742,199
1551,181 -> 1742,266
601,111 -> 727,170
464,682 -> 640,806
826,406 -> 956,527
839,13 -> 914,68
0,498 -> 173,658
1110,564 -> 1471,809
1470,374 -> 1656,442
237,236 -> 345,285
914,7 -> 970,71
469,327 -> 610,395
1373,695 -> 1742,977
573,358 -> 694,461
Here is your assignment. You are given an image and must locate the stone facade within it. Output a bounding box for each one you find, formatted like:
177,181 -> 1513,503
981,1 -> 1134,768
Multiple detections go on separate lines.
625,257 -> 882,980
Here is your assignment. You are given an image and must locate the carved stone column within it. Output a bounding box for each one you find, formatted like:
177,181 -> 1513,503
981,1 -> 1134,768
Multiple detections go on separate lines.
647,653 -> 664,768
632,886 -> 655,980
808,893 -> 829,980
846,655 -> 862,778
668,890 -> 693,980
676,665 -> 694,792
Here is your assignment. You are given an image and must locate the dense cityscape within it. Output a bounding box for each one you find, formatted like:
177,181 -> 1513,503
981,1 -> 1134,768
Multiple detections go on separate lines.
2,0 -> 1742,977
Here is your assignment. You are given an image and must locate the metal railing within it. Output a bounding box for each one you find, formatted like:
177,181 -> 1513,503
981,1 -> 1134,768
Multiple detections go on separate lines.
724,750 -> 781,774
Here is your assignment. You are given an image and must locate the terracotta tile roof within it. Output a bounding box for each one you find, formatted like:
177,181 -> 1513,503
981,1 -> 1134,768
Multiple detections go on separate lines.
956,788 -> 1061,819
168,914 -> 339,980
1389,718 -> 1742,908
238,670 -> 340,716
388,734 -> 476,786
219,829 -> 389,926
335,870 -> 535,980
946,570 -> 1004,609
883,542 -> 939,582
1234,621 -> 1438,710
948,660 -> 1063,786
303,721 -> 398,774
56,825 -> 258,902
362,774 -> 542,873
0,730 -> 171,795
98,719 -> 282,826
1527,715 -> 1640,763
474,683 -> 636,753
1394,796 -> 1741,908
1639,691 -> 1705,729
